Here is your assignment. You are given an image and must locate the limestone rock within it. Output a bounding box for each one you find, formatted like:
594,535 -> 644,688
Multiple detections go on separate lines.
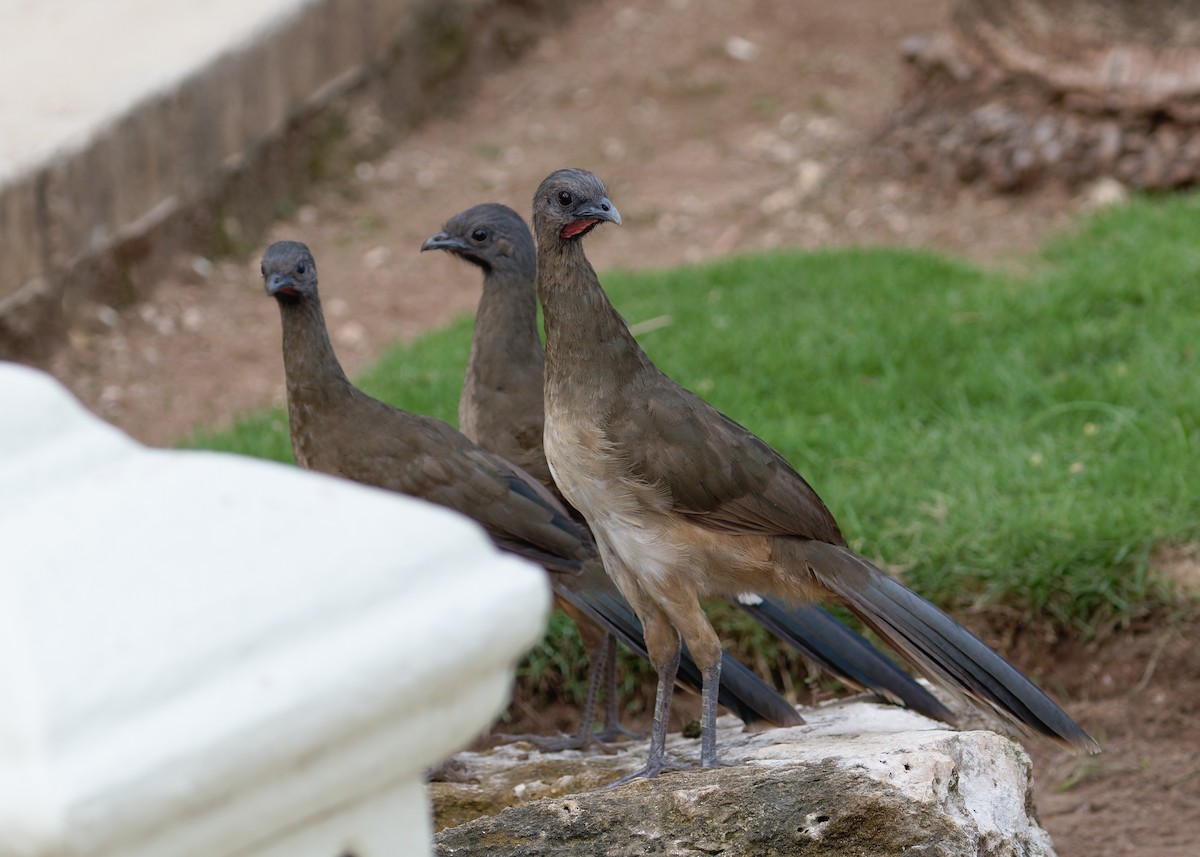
433,698 -> 1055,857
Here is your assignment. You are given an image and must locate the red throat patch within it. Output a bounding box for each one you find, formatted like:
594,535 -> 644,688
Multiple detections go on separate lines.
561,218 -> 599,239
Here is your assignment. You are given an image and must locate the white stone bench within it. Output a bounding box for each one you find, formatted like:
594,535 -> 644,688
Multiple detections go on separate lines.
0,362 -> 551,857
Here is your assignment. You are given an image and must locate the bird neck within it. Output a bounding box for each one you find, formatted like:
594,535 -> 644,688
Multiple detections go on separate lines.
460,269 -> 548,473
277,297 -> 354,408
537,238 -> 647,400
464,270 -> 544,417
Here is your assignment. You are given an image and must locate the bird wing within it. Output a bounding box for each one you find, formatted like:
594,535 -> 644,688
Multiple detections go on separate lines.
342,394 -> 594,567
607,371 -> 844,544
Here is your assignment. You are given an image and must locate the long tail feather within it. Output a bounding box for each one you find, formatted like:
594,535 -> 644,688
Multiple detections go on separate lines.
736,595 -> 956,724
800,541 -> 1100,753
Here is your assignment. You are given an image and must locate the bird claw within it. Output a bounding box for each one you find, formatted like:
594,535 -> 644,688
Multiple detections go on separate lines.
593,723 -> 643,743
604,755 -> 691,788
494,732 -> 619,755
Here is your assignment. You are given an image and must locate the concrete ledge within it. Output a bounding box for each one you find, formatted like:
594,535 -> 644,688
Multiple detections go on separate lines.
0,360 -> 553,857
0,0 -> 573,360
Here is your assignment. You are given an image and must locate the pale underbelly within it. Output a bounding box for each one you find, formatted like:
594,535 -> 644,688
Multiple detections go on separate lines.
543,416 -> 777,599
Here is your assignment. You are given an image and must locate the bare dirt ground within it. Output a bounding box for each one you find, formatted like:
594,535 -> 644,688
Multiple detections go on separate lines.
46,0 -> 1084,448
32,0 -> 1196,854
1020,614 -> 1200,857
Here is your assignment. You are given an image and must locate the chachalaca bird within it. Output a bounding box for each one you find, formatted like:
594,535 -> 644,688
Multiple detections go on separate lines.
531,168 -> 1100,780
420,204 -> 954,740
263,239 -> 589,575
261,239 -> 802,743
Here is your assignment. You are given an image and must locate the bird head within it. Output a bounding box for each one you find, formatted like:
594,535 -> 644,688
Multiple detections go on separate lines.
419,203 -> 535,277
261,241 -> 318,302
531,169 -> 621,243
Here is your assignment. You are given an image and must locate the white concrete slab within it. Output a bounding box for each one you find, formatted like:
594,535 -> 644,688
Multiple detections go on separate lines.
0,0 -> 306,184
0,361 -> 552,857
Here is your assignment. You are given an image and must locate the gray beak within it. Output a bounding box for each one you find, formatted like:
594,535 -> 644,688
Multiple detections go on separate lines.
421,232 -> 469,253
266,272 -> 293,295
579,197 -> 621,226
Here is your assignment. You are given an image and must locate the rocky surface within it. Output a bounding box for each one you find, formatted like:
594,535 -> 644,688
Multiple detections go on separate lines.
432,697 -> 1057,857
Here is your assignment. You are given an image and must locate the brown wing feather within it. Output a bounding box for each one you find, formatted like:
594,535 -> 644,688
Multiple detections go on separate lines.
606,369 -> 845,545
320,390 -> 594,565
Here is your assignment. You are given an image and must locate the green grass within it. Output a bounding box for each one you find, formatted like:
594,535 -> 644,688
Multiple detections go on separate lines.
612,205 -> 1199,633
190,195 -> 1200,692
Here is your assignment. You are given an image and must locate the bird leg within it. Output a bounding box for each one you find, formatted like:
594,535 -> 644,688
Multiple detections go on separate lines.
495,634 -> 619,753
607,629 -> 687,786
604,604 -> 691,782
655,582 -> 727,769
595,634 -> 642,742
644,643 -> 684,771
699,655 -> 723,767
567,634 -> 609,745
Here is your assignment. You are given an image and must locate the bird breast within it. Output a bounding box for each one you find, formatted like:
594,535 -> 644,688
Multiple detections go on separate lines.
544,416 -> 680,587
544,412 -> 783,599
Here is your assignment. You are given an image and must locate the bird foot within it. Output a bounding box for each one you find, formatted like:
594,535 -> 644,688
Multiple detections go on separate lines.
604,755 -> 690,788
493,732 -> 619,755
592,723 -> 643,743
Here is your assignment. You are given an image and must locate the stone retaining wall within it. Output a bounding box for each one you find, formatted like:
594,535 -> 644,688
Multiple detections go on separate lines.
0,0 -> 573,360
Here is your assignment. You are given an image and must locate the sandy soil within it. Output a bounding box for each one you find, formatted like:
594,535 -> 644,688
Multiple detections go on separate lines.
30,1 -> 1195,854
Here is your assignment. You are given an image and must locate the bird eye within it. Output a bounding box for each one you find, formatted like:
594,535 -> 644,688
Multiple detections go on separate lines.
472,228 -> 488,242
557,190 -> 573,206
296,263 -> 306,274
